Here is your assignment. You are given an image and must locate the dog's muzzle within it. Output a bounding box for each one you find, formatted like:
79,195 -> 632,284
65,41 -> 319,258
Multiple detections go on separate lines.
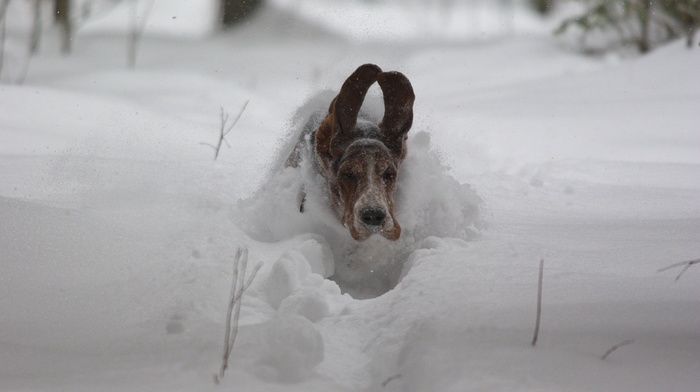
349,204 -> 400,241
360,207 -> 387,227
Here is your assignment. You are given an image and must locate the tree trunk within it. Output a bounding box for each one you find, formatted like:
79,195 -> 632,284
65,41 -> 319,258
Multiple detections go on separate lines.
220,0 -> 264,30
638,0 -> 652,53
30,0 -> 41,54
688,25 -> 697,48
54,0 -> 71,54
0,0 -> 9,79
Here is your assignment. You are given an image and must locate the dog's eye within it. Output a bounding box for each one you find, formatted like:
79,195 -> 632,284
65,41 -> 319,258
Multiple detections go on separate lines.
382,171 -> 396,183
341,171 -> 357,181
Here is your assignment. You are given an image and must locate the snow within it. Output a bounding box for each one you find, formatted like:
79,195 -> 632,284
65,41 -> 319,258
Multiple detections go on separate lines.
2,1 -> 700,391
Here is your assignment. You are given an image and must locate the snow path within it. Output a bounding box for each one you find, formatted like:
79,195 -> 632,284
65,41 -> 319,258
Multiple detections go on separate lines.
1,4 -> 700,391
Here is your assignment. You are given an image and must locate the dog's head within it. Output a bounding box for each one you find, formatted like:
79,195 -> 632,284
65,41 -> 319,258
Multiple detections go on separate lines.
315,64 -> 415,242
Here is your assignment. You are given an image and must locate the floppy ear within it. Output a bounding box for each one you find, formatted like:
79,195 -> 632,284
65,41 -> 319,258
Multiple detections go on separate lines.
316,64 -> 382,161
378,71 -> 415,160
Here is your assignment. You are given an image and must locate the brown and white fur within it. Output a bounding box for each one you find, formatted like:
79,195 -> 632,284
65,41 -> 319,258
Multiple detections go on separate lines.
286,64 -> 415,242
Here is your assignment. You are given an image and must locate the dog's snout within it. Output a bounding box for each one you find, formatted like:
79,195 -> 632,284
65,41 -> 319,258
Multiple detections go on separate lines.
361,208 -> 386,226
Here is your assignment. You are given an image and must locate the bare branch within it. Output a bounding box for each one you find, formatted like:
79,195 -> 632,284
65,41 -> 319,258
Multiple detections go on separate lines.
601,339 -> 635,361
199,142 -> 217,150
531,258 -> 544,347
203,101 -> 249,161
221,107 -> 228,126
224,100 -> 249,136
657,258 -> 700,282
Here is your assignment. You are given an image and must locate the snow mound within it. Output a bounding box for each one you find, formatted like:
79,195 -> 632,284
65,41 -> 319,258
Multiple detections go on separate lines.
245,314 -> 325,382
264,240 -> 335,310
233,96 -> 482,297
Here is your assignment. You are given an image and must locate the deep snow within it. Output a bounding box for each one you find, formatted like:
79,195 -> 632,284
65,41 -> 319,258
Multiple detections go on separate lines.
1,1 -> 700,391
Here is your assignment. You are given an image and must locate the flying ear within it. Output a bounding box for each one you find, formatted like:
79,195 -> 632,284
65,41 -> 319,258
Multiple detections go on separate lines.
316,64 -> 382,160
378,71 -> 415,160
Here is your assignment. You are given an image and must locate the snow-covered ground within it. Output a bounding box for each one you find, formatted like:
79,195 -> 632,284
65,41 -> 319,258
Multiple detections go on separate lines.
1,2 -> 699,391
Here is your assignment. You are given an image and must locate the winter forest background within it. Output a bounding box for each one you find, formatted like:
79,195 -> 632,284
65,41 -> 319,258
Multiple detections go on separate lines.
1,1 -> 699,391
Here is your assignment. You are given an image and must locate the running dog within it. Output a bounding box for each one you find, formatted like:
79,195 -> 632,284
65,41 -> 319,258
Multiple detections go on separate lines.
286,64 -> 415,242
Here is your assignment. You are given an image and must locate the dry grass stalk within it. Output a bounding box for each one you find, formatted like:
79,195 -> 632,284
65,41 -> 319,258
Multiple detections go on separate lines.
381,373 -> 401,388
201,102 -> 249,161
601,339 -> 635,361
657,258 -> 700,282
531,258 -> 544,347
214,246 -> 262,384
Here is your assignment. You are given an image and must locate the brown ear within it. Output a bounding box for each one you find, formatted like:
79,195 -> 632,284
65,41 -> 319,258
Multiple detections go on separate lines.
378,71 -> 415,160
316,64 -> 382,161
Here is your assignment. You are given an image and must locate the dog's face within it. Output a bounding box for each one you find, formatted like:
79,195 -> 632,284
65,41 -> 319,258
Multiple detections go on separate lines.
334,139 -> 401,241
315,64 -> 414,242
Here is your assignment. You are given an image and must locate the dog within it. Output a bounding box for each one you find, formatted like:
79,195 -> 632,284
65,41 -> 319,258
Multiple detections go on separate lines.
286,64 -> 415,242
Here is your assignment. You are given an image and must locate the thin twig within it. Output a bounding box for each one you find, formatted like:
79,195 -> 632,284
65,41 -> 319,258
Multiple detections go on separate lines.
381,373 -> 401,388
231,261 -> 262,307
657,259 -> 700,282
225,100 -> 248,137
216,248 -> 242,384
531,258 -> 544,347
226,248 -> 251,356
204,101 -> 248,161
601,339 -> 635,361
214,247 -> 262,384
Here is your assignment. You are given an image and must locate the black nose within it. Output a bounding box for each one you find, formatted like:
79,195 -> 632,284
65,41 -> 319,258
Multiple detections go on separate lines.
360,208 -> 386,226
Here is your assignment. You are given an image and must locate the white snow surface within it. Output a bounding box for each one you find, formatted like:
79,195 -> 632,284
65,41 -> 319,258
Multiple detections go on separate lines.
1,3 -> 700,392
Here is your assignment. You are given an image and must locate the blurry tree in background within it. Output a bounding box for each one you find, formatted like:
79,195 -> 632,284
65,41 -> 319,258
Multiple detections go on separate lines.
556,0 -> 699,53
528,0 -> 556,15
220,0 -> 264,29
29,0 -> 42,54
0,0 -> 8,78
127,0 -> 154,68
54,0 -> 72,54
660,0 -> 700,47
2,0 -> 697,83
